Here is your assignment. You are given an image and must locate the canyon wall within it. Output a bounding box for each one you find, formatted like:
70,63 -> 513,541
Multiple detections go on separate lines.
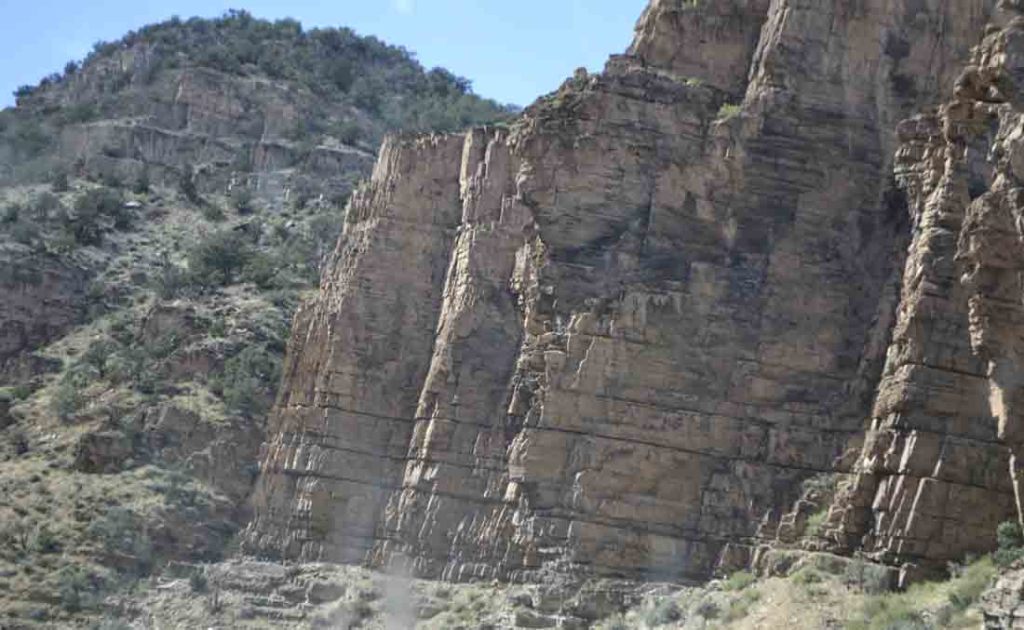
245,0 -> 1017,583
822,7 -> 1024,585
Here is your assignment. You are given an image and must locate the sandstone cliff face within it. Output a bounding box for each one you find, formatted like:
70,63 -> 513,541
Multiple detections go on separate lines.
246,0 -> 1007,583
819,10 -> 1024,586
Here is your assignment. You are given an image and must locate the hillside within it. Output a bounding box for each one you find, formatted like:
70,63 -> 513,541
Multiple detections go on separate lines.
0,10 -> 512,628
1,10 -> 514,192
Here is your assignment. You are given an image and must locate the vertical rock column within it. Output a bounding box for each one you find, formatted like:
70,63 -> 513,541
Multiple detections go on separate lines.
244,134 -> 465,562
371,128 -> 533,578
959,17 -> 1024,531
824,97 -> 1016,580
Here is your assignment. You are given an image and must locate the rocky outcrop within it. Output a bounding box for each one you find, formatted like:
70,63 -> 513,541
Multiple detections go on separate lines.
815,9 -> 1024,586
984,562 -> 1024,628
246,0 -> 1012,584
0,244 -> 89,372
52,63 -> 376,207
74,403 -> 262,502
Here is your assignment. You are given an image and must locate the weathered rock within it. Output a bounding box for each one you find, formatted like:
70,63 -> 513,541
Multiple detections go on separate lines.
115,558 -> 688,629
72,402 -> 263,505
74,430 -> 134,473
984,564 -> 1024,628
0,245 -> 89,371
246,0 -> 1009,584
246,132 -> 467,564
45,55 -> 376,207
138,403 -> 264,503
820,10 -> 1024,584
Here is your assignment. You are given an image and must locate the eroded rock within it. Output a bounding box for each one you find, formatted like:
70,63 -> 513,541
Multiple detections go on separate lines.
245,0 -> 1009,583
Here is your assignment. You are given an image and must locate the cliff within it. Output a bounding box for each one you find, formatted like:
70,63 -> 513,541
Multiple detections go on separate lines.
244,0 -> 1016,586
0,14 -> 514,626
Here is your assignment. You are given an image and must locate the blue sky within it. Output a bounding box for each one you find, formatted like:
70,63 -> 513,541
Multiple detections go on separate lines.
0,0 -> 649,108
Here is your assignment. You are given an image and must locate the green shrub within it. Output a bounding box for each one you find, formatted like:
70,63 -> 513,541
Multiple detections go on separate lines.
33,191 -> 63,218
995,521 -> 1024,568
694,597 -> 719,619
153,467 -> 201,508
187,230 -> 252,287
146,331 -> 181,361
189,569 -> 208,593
791,567 -> 823,585
0,383 -> 33,401
351,599 -> 374,621
643,597 -> 681,626
32,524 -> 62,553
853,595 -> 927,630
947,556 -> 995,611
61,103 -> 99,125
0,518 -> 32,557
56,564 -> 103,612
152,255 -> 191,299
231,187 -> 255,215
998,520 -> 1023,549
844,558 -> 893,594
724,589 -> 761,622
53,375 -> 86,421
81,338 -> 120,377
51,169 -> 70,192
201,204 -> 226,222
849,556 -> 995,630
7,219 -> 39,246
241,250 -> 279,289
805,509 -> 829,537
336,120 -> 363,145
58,187 -> 125,245
596,616 -> 630,630
103,345 -> 143,385
77,188 -> 123,216
723,570 -> 756,591
1,204 -> 19,224
220,345 -> 281,417
179,164 -> 200,203
717,103 -> 742,119
132,168 -> 151,194
7,120 -> 52,157
87,506 -> 153,573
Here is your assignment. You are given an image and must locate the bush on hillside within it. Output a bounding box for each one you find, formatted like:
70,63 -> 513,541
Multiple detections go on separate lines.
231,187 -> 255,215
87,506 -> 153,573
52,186 -> 128,246
995,520 -> 1024,567
51,169 -> 70,192
217,344 -> 281,417
187,230 -> 253,287
56,564 -> 105,612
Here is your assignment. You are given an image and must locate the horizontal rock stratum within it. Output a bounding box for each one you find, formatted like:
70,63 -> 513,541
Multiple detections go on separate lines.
244,0 -> 1024,584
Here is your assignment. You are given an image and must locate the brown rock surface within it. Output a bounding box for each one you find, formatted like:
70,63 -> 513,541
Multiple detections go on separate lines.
246,0 -> 1015,584
0,245 -> 89,371
820,9 -> 1024,584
